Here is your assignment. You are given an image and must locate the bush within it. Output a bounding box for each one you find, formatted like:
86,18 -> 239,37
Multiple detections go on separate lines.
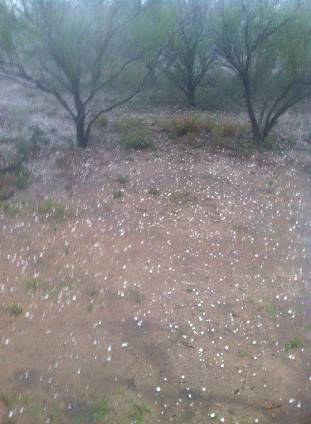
211,119 -> 250,139
164,115 -> 204,137
121,130 -> 154,150
115,117 -> 143,132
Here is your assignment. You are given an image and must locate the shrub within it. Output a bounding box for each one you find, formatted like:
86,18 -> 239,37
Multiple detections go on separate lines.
166,115 -> 203,137
115,117 -> 143,132
212,119 -> 250,139
121,131 -> 154,150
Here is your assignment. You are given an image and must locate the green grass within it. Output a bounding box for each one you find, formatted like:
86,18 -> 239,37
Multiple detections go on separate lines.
24,277 -> 41,292
115,117 -> 143,132
37,199 -> 69,222
304,323 -> 311,332
115,174 -> 129,185
284,337 -> 304,353
128,403 -> 151,424
113,189 -> 125,199
121,130 -> 154,151
264,302 -> 277,318
6,301 -> 23,317
91,399 -> 109,422
0,201 -> 23,217
14,167 -> 30,189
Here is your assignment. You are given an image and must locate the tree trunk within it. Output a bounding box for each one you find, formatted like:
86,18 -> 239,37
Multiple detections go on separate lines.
76,117 -> 88,148
242,76 -> 262,147
186,86 -> 196,107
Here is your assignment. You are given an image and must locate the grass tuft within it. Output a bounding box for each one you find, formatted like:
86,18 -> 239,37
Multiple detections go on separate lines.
284,337 -> 304,353
6,301 -> 23,317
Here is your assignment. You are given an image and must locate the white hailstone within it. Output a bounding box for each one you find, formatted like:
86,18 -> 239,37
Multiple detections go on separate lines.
289,398 -> 295,404
107,356 -> 111,362
9,411 -> 14,418
254,419 -> 259,423
156,387 -> 161,392
5,339 -> 9,345
220,418 -> 225,423
202,387 -> 206,392
210,412 -> 216,419
297,401 -> 301,408
107,345 -> 112,352
121,342 -> 128,348
252,340 -> 256,345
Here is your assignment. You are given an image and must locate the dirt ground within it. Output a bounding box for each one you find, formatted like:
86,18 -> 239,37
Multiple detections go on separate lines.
0,84 -> 311,424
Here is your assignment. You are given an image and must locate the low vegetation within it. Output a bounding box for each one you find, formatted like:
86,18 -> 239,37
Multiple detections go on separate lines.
6,302 -> 23,317
36,199 -> 69,222
121,130 -> 154,151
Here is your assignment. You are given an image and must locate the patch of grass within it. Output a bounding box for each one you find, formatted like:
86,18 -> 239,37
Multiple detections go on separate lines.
260,134 -> 280,152
6,301 -> 23,317
121,130 -> 154,150
14,166 -> 30,190
24,277 -> 41,292
0,201 -> 23,217
168,115 -> 203,137
115,174 -> 129,185
128,403 -> 151,424
264,303 -> 277,318
148,187 -> 161,196
113,189 -> 125,199
37,199 -> 69,222
238,350 -> 251,358
212,119 -> 250,139
284,337 -> 304,353
304,323 -> 311,332
232,223 -> 246,233
115,117 -> 143,132
91,399 -> 109,422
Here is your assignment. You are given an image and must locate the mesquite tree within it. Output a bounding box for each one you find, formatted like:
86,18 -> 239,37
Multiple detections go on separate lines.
212,0 -> 311,145
0,0 -> 158,147
161,0 -> 215,106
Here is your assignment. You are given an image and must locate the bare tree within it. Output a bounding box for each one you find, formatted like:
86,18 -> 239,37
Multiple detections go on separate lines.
213,0 -> 311,145
161,0 -> 214,106
0,0 -> 159,147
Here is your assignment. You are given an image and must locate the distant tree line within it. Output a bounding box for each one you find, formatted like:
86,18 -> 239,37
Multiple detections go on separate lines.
0,0 -> 311,147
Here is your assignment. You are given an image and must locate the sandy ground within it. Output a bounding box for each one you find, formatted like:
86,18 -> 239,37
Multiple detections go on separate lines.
0,83 -> 311,424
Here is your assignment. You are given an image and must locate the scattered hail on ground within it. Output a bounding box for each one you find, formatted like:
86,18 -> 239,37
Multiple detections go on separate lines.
0,83 -> 311,424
